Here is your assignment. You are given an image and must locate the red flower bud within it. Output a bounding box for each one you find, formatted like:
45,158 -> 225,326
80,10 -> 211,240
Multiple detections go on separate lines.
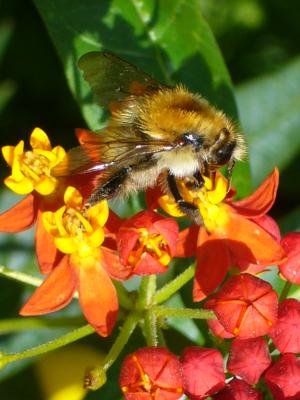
264,353 -> 300,399
205,274 -> 278,338
280,232 -> 300,284
269,298 -> 300,353
119,347 -> 183,400
181,346 -> 225,399
227,337 -> 271,384
214,379 -> 263,400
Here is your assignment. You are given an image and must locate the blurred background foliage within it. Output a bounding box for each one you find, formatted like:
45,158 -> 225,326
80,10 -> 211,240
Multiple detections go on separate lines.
0,0 -> 299,399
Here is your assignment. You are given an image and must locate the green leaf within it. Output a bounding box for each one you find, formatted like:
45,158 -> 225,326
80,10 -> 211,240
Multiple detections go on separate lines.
33,0 -> 251,193
236,56 -> 300,185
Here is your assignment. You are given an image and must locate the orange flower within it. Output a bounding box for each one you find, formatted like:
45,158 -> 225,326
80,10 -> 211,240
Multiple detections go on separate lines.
155,168 -> 286,301
20,187 -> 127,337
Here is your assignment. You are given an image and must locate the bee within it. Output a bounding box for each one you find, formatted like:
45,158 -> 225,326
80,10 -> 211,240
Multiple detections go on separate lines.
54,52 -> 245,222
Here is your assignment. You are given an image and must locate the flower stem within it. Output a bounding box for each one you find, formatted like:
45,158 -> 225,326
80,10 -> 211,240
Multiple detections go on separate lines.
0,265 -> 42,287
153,306 -> 215,320
114,281 -> 134,310
143,309 -> 158,346
0,324 -> 94,369
103,312 -> 140,371
137,275 -> 157,309
85,312 -> 140,390
0,317 -> 84,334
154,264 -> 195,304
279,280 -> 292,302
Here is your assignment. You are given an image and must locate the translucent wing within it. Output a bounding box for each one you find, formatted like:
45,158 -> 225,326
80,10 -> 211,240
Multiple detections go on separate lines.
53,129 -> 175,178
78,51 -> 165,108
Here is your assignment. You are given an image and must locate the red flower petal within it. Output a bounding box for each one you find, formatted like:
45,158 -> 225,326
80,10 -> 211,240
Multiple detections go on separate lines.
227,338 -> 271,384
116,228 -> 140,265
0,194 -> 38,232
145,185 -> 164,210
280,232 -> 300,284
153,218 -> 178,257
205,274 -> 278,338
224,213 -> 286,267
135,252 -> 168,275
264,354 -> 300,400
71,255 -> 118,337
20,256 -> 75,315
207,317 -> 235,339
193,230 -> 231,301
35,211 -> 63,274
119,347 -> 183,400
176,226 -> 198,258
269,298 -> 300,354
251,214 -> 281,243
214,379 -> 263,400
181,346 -> 225,399
231,168 -> 279,217
101,246 -> 132,281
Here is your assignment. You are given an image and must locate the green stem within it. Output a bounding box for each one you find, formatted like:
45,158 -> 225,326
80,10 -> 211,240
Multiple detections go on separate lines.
137,275 -> 157,309
85,312 -> 140,390
0,324 -> 94,369
0,265 -> 42,287
103,312 -> 140,371
154,264 -> 195,304
279,280 -> 292,302
153,306 -> 215,320
114,281 -> 134,310
143,309 -> 157,346
0,317 -> 84,334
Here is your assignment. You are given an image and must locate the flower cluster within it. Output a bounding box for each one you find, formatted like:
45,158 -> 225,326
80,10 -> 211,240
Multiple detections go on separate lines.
119,342 -> 300,400
1,128 -> 300,399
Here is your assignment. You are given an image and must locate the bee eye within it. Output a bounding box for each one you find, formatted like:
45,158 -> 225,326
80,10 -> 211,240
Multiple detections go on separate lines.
215,142 -> 236,165
181,133 -> 203,150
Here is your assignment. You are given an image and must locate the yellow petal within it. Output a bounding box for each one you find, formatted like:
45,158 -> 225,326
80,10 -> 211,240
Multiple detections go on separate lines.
86,228 -> 105,248
64,187 -> 83,209
158,195 -> 185,217
42,211 -> 59,236
54,206 -> 68,236
34,176 -> 57,195
51,146 -> 67,167
30,127 -> 51,150
4,176 -> 34,195
87,200 -> 109,227
34,148 -> 57,163
207,176 -> 227,205
2,145 -> 17,166
55,237 -> 78,254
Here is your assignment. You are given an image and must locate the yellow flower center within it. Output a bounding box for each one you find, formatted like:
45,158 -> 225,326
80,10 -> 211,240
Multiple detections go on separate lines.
21,150 -> 53,180
128,228 -> 171,266
159,174 -> 230,233
42,187 -> 108,257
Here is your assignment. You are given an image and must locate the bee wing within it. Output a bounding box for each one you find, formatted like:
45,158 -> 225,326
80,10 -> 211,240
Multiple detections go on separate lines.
53,129 -> 175,178
78,51 -> 165,108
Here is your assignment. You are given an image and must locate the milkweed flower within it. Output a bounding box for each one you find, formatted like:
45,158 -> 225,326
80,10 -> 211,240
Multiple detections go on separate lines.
154,168 -> 286,300
214,378 -> 263,400
0,128 -> 67,273
269,298 -> 300,354
20,186 -> 126,337
119,347 -> 183,400
205,274 -> 278,338
227,337 -> 271,384
264,353 -> 300,399
116,211 -> 178,276
180,346 -> 225,399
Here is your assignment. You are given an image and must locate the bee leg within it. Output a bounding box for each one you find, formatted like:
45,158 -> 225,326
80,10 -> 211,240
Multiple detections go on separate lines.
86,166 -> 132,206
226,159 -> 235,193
167,173 -> 203,225
193,170 -> 205,188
